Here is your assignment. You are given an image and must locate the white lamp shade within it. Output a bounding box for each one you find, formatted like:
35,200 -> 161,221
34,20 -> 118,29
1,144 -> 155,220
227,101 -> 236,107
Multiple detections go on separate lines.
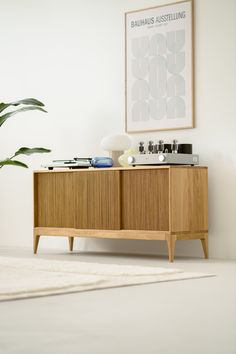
101,134 -> 132,151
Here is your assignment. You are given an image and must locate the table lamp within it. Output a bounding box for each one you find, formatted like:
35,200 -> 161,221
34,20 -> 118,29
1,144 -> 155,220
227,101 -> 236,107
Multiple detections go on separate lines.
101,134 -> 132,166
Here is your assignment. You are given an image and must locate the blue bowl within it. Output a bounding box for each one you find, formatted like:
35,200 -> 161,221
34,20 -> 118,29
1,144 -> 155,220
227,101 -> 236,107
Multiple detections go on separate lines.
91,157 -> 113,168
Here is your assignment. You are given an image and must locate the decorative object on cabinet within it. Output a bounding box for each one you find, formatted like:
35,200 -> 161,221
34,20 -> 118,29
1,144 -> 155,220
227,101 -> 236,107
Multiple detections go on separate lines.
100,134 -> 132,166
91,157 -> 113,168
125,0 -> 194,132
118,148 -> 137,167
33,165 -> 208,262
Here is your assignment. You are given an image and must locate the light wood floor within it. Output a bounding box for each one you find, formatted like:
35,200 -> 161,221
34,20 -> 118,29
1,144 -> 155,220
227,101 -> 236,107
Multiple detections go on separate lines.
0,247 -> 235,354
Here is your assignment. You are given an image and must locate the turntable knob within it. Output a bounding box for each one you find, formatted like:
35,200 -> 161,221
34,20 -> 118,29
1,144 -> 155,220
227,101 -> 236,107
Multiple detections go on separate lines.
158,154 -> 165,162
127,156 -> 135,164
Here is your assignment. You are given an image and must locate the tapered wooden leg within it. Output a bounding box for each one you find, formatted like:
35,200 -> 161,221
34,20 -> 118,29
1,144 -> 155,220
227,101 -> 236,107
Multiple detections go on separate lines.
33,234 -> 40,254
166,235 -> 176,262
68,237 -> 74,252
201,233 -> 208,259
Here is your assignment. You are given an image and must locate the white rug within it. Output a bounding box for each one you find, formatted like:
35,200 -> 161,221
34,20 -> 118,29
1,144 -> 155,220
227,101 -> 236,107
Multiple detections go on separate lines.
0,256 -> 213,301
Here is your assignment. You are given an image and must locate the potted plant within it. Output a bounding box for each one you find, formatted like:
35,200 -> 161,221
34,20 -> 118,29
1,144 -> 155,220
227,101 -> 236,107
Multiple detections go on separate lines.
0,98 -> 51,168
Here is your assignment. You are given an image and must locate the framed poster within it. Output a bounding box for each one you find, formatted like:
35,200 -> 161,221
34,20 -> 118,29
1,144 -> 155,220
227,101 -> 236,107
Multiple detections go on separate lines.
125,0 -> 194,133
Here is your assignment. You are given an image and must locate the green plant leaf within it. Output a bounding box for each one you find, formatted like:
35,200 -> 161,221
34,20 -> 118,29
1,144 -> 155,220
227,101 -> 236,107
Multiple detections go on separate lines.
0,159 -> 28,168
14,147 -> 51,156
0,103 -> 11,113
10,98 -> 44,107
0,98 -> 44,113
0,106 -> 47,127
0,97 -> 50,170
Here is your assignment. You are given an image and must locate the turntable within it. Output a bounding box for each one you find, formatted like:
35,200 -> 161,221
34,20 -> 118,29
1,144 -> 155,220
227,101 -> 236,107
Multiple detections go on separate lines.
42,158 -> 92,170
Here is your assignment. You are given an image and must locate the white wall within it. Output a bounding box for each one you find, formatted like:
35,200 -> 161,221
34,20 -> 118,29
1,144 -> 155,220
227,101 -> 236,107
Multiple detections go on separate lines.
0,0 -> 235,259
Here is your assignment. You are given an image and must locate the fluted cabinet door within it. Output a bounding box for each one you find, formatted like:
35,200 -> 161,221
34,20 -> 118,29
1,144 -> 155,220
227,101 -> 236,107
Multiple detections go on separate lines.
121,169 -> 169,231
35,172 -> 75,228
35,171 -> 121,230
74,171 -> 121,230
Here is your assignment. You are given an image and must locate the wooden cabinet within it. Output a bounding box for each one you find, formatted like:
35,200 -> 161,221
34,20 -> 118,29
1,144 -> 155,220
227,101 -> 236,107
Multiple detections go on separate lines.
34,166 -> 208,262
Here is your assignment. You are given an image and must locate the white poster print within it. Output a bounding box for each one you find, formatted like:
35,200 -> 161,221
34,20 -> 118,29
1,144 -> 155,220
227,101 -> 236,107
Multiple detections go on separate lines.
125,1 -> 193,132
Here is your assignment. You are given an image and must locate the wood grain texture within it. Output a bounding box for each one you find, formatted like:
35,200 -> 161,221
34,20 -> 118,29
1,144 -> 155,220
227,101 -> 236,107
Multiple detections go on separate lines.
169,167 -> 208,232
34,170 -> 120,230
121,169 -> 169,230
73,170 -> 120,229
82,171 -> 120,230
33,233 -> 40,254
201,233 -> 208,259
34,166 -> 207,173
73,172 -> 88,228
176,233 -> 207,240
36,173 -> 75,228
33,174 -> 39,227
68,237 -> 74,252
166,234 -> 176,263
34,227 -> 167,240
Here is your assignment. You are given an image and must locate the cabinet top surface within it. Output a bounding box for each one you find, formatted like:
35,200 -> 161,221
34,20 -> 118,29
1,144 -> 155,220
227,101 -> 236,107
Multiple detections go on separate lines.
34,165 -> 207,174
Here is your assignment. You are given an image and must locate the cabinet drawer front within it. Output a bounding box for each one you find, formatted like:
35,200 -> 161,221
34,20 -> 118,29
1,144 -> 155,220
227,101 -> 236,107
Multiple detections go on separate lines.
35,173 -> 75,228
121,170 -> 169,231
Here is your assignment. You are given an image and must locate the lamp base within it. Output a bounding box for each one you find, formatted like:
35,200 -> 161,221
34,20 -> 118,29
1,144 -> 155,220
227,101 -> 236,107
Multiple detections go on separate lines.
109,151 -> 123,167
